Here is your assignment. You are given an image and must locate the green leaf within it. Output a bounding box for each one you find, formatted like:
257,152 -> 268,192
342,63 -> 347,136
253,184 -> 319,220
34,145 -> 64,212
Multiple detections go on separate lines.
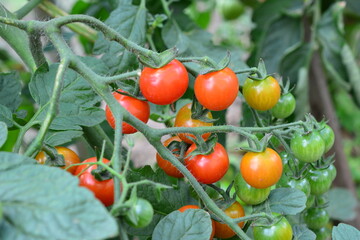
93,3 -> 147,74
44,130 -> 83,146
0,152 -> 118,240
267,188 -> 306,215
0,72 -> 22,112
327,187 -> 357,221
345,0 -> 360,16
124,213 -> 163,237
341,44 -> 360,106
0,104 -> 14,127
292,225 -> 316,240
332,223 -> 360,240
0,121 -> 7,148
29,63 -> 105,130
152,209 -> 212,240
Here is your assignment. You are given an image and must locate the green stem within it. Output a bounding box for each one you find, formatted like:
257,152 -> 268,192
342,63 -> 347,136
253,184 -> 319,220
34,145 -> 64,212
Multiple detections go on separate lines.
234,67 -> 260,75
15,0 -> 44,19
101,70 -> 140,85
24,58 -> 69,157
232,212 -> 274,223
28,31 -> 47,67
177,56 -> 218,69
160,0 -> 172,17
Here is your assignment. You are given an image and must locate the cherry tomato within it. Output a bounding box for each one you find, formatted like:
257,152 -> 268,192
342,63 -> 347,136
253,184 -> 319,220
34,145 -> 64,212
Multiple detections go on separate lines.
306,194 -> 315,209
327,164 -> 337,182
139,59 -> 189,105
194,67 -> 239,111
178,205 -> 215,240
319,123 -> 335,153
313,227 -> 331,240
105,90 -> 150,134
242,76 -> 281,111
218,0 -> 244,20
253,214 -> 293,240
240,148 -> 283,189
277,177 -> 311,197
234,173 -> 270,205
304,207 -> 329,230
156,136 -> 184,178
270,92 -> 296,119
185,142 -> 229,184
35,146 -> 81,175
214,201 -> 245,239
307,168 -> 333,196
75,157 -> 114,206
174,103 -> 213,144
125,198 -> 154,228
290,131 -> 325,163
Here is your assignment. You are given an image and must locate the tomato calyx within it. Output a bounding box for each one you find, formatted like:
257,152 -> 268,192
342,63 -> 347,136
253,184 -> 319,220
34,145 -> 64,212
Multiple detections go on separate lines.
138,46 -> 178,69
190,98 -> 217,123
114,89 -> 147,101
186,134 -> 218,157
252,212 -> 283,228
39,145 -> 65,167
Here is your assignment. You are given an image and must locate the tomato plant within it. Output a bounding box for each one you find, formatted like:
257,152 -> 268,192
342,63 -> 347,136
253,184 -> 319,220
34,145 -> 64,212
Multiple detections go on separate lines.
217,0 -> 244,21
240,148 -> 283,189
105,89 -> 150,134
125,198 -> 154,228
304,207 -> 330,230
270,92 -> 296,119
234,173 -> 271,205
213,201 -> 245,239
253,214 -> 293,240
307,168 -> 333,196
156,136 -> 184,178
185,142 -> 229,184
290,131 -> 325,163
139,59 -> 189,105
319,123 -> 335,153
35,146 -> 81,174
277,177 -> 311,197
74,157 -> 114,207
194,67 -> 239,111
174,103 -> 213,144
242,76 -> 281,111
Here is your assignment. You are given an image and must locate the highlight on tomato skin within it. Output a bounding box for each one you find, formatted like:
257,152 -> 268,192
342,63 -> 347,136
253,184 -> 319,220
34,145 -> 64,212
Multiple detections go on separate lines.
105,89 -> 150,134
139,59 -> 189,105
194,67 -> 239,111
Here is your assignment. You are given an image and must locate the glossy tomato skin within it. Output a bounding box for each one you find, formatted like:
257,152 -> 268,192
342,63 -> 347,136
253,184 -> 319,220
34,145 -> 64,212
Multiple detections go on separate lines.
290,131 -> 325,163
174,103 -> 213,144
313,227 -> 331,240
214,201 -> 245,239
327,164 -> 337,182
307,168 -> 332,196
270,93 -> 296,119
253,215 -> 293,240
178,205 -> 215,239
156,136 -> 184,178
319,123 -> 335,153
240,148 -> 283,189
35,146 -> 81,175
194,67 -> 239,111
218,0 -> 244,20
277,177 -> 311,197
125,198 -> 154,228
304,207 -> 329,230
185,143 -> 229,184
139,59 -> 188,105
234,173 -> 270,205
75,157 -> 114,207
105,90 -> 150,134
242,76 -> 281,111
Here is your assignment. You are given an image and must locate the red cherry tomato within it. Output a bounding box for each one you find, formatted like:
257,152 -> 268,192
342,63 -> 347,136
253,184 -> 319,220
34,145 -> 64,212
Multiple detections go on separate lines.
194,68 -> 239,111
139,59 -> 189,105
75,157 -> 114,207
240,148 -> 283,189
35,146 -> 81,175
174,103 -> 213,144
105,89 -> 150,134
214,201 -> 245,239
185,143 -> 229,184
156,136 -> 184,178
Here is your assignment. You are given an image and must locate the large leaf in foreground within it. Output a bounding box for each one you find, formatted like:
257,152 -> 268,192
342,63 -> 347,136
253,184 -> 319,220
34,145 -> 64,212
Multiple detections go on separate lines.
0,152 -> 118,240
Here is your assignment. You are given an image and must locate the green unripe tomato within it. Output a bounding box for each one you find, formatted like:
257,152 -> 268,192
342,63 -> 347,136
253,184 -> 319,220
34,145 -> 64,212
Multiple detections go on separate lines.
253,214 -> 293,240
217,0 -> 244,21
306,194 -> 315,209
327,164 -> 337,182
319,123 -> 335,153
304,207 -> 329,230
313,227 -> 331,240
234,173 -> 271,205
277,177 -> 311,198
125,198 -> 154,228
270,93 -> 296,119
307,168 -> 333,196
290,131 -> 325,163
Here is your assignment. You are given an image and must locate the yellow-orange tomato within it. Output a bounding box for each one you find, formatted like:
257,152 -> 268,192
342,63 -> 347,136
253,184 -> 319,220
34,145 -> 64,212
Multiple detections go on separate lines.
174,103 -> 213,144
214,201 -> 245,239
240,148 -> 283,189
35,146 -> 81,175
156,136 -> 184,178
242,76 -> 281,111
